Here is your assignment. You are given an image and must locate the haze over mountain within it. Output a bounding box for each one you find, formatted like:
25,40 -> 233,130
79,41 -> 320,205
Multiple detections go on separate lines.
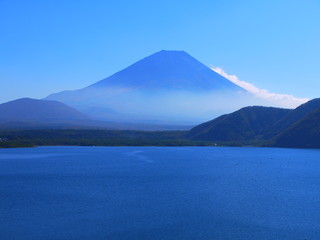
45,50 -> 268,124
0,98 -> 191,130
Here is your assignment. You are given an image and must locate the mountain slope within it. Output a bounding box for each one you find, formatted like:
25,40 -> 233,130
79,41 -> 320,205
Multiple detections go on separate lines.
0,98 -> 88,122
88,50 -> 243,91
264,98 -> 320,137
272,108 -> 320,148
45,50 -> 263,124
187,106 -> 291,142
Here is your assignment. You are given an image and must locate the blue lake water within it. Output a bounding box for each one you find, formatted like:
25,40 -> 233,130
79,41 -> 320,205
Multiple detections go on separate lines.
1,146 -> 320,240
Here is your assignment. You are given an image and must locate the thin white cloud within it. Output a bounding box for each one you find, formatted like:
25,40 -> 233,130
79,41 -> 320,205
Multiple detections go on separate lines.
211,67 -> 309,108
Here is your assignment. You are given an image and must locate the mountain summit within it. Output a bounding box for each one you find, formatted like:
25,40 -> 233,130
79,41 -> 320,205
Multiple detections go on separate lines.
46,50 -> 263,124
88,50 -> 242,91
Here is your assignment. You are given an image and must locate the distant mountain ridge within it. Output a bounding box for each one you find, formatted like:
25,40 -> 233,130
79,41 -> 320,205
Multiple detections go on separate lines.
0,98 -> 88,122
0,98 -> 192,130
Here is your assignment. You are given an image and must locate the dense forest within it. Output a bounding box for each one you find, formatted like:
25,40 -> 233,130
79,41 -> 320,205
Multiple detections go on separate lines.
0,129 -> 216,148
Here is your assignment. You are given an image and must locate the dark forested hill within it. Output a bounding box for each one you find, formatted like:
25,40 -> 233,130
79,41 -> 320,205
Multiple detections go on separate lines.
264,98 -> 320,138
187,98 -> 320,148
272,108 -> 320,148
187,106 -> 291,142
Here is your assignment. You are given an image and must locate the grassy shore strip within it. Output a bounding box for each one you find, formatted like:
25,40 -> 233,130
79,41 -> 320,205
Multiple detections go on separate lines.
0,129 -> 270,148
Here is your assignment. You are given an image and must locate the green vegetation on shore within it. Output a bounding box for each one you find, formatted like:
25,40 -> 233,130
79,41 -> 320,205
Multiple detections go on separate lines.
0,129 -> 219,148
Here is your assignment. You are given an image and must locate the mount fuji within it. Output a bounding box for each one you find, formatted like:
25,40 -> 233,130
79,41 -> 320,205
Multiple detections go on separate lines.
45,50 -> 265,124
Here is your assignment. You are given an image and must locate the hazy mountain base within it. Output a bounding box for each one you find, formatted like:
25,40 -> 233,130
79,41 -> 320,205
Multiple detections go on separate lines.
0,98 -> 194,131
46,87 -> 266,124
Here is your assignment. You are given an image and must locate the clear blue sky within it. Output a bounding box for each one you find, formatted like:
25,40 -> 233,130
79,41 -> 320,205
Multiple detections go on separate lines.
1,0 -> 319,103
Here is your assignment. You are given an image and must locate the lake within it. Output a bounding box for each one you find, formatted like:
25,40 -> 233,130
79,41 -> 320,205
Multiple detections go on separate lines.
1,146 -> 320,240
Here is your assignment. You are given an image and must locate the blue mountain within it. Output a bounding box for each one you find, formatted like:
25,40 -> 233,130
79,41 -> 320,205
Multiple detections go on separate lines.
45,50 -> 260,124
88,50 -> 242,91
